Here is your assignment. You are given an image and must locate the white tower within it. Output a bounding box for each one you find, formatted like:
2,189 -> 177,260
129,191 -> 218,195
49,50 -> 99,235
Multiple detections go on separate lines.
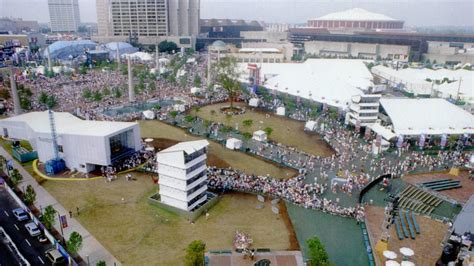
127,56 -> 135,102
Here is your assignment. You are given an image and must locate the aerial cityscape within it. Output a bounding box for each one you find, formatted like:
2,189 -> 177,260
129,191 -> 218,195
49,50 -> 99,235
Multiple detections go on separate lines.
0,0 -> 473,265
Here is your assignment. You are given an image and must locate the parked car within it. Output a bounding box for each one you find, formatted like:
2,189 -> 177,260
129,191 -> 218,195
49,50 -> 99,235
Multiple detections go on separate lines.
37,235 -> 48,243
45,249 -> 66,266
24,222 -> 40,237
12,208 -> 29,221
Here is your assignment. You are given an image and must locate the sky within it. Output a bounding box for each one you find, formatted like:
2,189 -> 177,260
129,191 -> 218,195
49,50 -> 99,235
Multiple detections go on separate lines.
0,0 -> 473,27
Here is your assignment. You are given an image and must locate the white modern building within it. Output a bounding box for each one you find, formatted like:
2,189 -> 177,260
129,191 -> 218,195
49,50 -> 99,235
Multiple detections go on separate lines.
0,112 -> 141,173
425,41 -> 474,65
347,94 -> 381,127
304,41 -> 410,61
157,140 -> 209,212
94,0 -> 199,47
48,0 -> 81,32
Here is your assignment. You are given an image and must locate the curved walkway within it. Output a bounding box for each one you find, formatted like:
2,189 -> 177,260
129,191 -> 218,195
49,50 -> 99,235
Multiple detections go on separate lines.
0,147 -> 121,266
31,159 -> 146,181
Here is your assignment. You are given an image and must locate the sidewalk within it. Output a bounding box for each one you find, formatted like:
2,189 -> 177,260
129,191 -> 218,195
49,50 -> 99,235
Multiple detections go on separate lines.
0,147 -> 121,266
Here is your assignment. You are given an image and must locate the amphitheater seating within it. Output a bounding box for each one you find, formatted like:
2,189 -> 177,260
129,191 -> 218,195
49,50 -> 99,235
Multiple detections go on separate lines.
394,217 -> 404,240
404,211 -> 416,239
411,212 -> 420,234
397,184 -> 444,215
419,179 -> 462,191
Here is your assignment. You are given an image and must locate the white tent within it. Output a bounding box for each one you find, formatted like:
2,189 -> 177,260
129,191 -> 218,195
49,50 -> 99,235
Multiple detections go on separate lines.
190,87 -> 201,94
173,104 -> 186,112
305,121 -> 317,131
276,107 -> 285,116
253,130 -> 267,142
369,123 -> 397,140
142,110 -> 155,120
249,98 -> 260,107
226,138 -> 243,150
126,52 -> 153,61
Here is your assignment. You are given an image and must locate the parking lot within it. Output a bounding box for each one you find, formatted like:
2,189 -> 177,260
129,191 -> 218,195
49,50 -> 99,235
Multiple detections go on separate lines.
0,187 -> 53,266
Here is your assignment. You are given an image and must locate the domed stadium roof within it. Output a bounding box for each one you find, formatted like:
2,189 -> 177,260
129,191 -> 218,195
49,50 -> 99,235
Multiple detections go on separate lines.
105,42 -> 138,59
211,40 -> 226,47
105,42 -> 134,51
43,40 -> 97,60
314,8 -> 397,21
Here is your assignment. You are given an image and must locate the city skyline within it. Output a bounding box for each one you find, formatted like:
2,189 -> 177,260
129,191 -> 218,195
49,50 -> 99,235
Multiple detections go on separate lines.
0,0 -> 473,27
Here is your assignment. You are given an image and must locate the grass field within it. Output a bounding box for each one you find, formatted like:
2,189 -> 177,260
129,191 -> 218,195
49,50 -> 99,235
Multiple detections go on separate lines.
139,120 -> 297,179
192,102 -> 334,157
42,174 -> 291,265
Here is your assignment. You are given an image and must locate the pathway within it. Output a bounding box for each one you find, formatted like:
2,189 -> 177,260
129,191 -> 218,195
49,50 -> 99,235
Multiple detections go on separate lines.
0,147 -> 121,266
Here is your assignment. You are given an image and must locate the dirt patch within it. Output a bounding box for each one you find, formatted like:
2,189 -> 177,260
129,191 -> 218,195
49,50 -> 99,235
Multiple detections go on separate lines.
279,202 -> 300,250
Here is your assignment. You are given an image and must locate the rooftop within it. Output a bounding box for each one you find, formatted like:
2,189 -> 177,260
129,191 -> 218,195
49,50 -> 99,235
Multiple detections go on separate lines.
159,140 -> 209,155
0,111 -> 137,137
312,8 -> 399,22
380,98 -> 474,135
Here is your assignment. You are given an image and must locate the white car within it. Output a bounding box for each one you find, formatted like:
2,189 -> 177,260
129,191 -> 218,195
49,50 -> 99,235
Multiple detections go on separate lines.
12,208 -> 29,221
24,222 -> 40,237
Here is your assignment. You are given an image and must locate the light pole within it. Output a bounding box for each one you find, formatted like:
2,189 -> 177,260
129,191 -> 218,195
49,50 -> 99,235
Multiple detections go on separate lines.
86,255 -> 90,266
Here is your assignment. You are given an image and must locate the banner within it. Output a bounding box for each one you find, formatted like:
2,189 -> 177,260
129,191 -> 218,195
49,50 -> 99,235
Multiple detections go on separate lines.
376,134 -> 382,147
396,135 -> 404,148
440,134 -> 447,147
60,215 -> 68,229
419,134 -> 426,148
364,127 -> 371,139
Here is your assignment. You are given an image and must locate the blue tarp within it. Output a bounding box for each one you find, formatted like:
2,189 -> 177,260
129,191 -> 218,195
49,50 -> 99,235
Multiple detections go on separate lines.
43,40 -> 97,60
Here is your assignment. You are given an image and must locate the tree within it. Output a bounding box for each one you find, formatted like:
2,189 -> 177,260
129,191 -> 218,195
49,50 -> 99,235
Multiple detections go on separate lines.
213,56 -> 242,109
24,185 -> 36,205
38,91 -> 49,106
242,119 -> 253,129
306,236 -> 330,266
96,261 -> 106,266
158,40 -> 178,54
66,231 -> 83,254
112,87 -> 122,98
242,132 -> 252,140
10,169 -> 23,187
193,75 -> 202,87
170,111 -> 179,120
184,115 -> 195,123
263,127 -> 273,137
45,95 -> 57,109
102,87 -> 111,96
92,90 -> 103,102
184,240 -> 206,266
40,205 -> 57,230
82,88 -> 92,100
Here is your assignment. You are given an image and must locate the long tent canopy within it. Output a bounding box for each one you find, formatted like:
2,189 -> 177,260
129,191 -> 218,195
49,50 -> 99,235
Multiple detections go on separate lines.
240,59 -> 374,109
380,98 -> 474,136
372,65 -> 474,104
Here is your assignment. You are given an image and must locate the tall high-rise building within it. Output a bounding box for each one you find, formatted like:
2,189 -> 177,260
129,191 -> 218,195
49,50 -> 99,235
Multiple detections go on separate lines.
48,0 -> 81,32
95,0 -> 199,46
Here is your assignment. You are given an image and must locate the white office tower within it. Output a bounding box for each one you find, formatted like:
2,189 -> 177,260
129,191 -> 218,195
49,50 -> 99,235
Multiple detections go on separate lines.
48,0 -> 81,32
96,0 -> 199,37
168,0 -> 200,36
157,140 -> 209,211
347,94 -> 381,127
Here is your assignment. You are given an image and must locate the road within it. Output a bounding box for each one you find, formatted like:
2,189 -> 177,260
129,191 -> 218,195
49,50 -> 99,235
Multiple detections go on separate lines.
0,188 -> 52,266
0,147 -> 121,266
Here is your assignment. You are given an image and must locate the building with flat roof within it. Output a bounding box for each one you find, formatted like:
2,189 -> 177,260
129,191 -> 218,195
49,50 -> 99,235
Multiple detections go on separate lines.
157,140 -> 209,211
308,8 -> 404,31
0,17 -> 40,33
94,0 -> 199,47
0,112 -> 141,173
425,41 -> 474,65
48,0 -> 81,32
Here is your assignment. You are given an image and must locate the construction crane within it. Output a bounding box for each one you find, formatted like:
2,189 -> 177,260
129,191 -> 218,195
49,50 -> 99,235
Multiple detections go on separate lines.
44,109 -> 65,175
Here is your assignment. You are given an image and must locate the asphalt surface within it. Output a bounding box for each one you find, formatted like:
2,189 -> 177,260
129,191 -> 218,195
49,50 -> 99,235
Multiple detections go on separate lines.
0,187 -> 53,266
